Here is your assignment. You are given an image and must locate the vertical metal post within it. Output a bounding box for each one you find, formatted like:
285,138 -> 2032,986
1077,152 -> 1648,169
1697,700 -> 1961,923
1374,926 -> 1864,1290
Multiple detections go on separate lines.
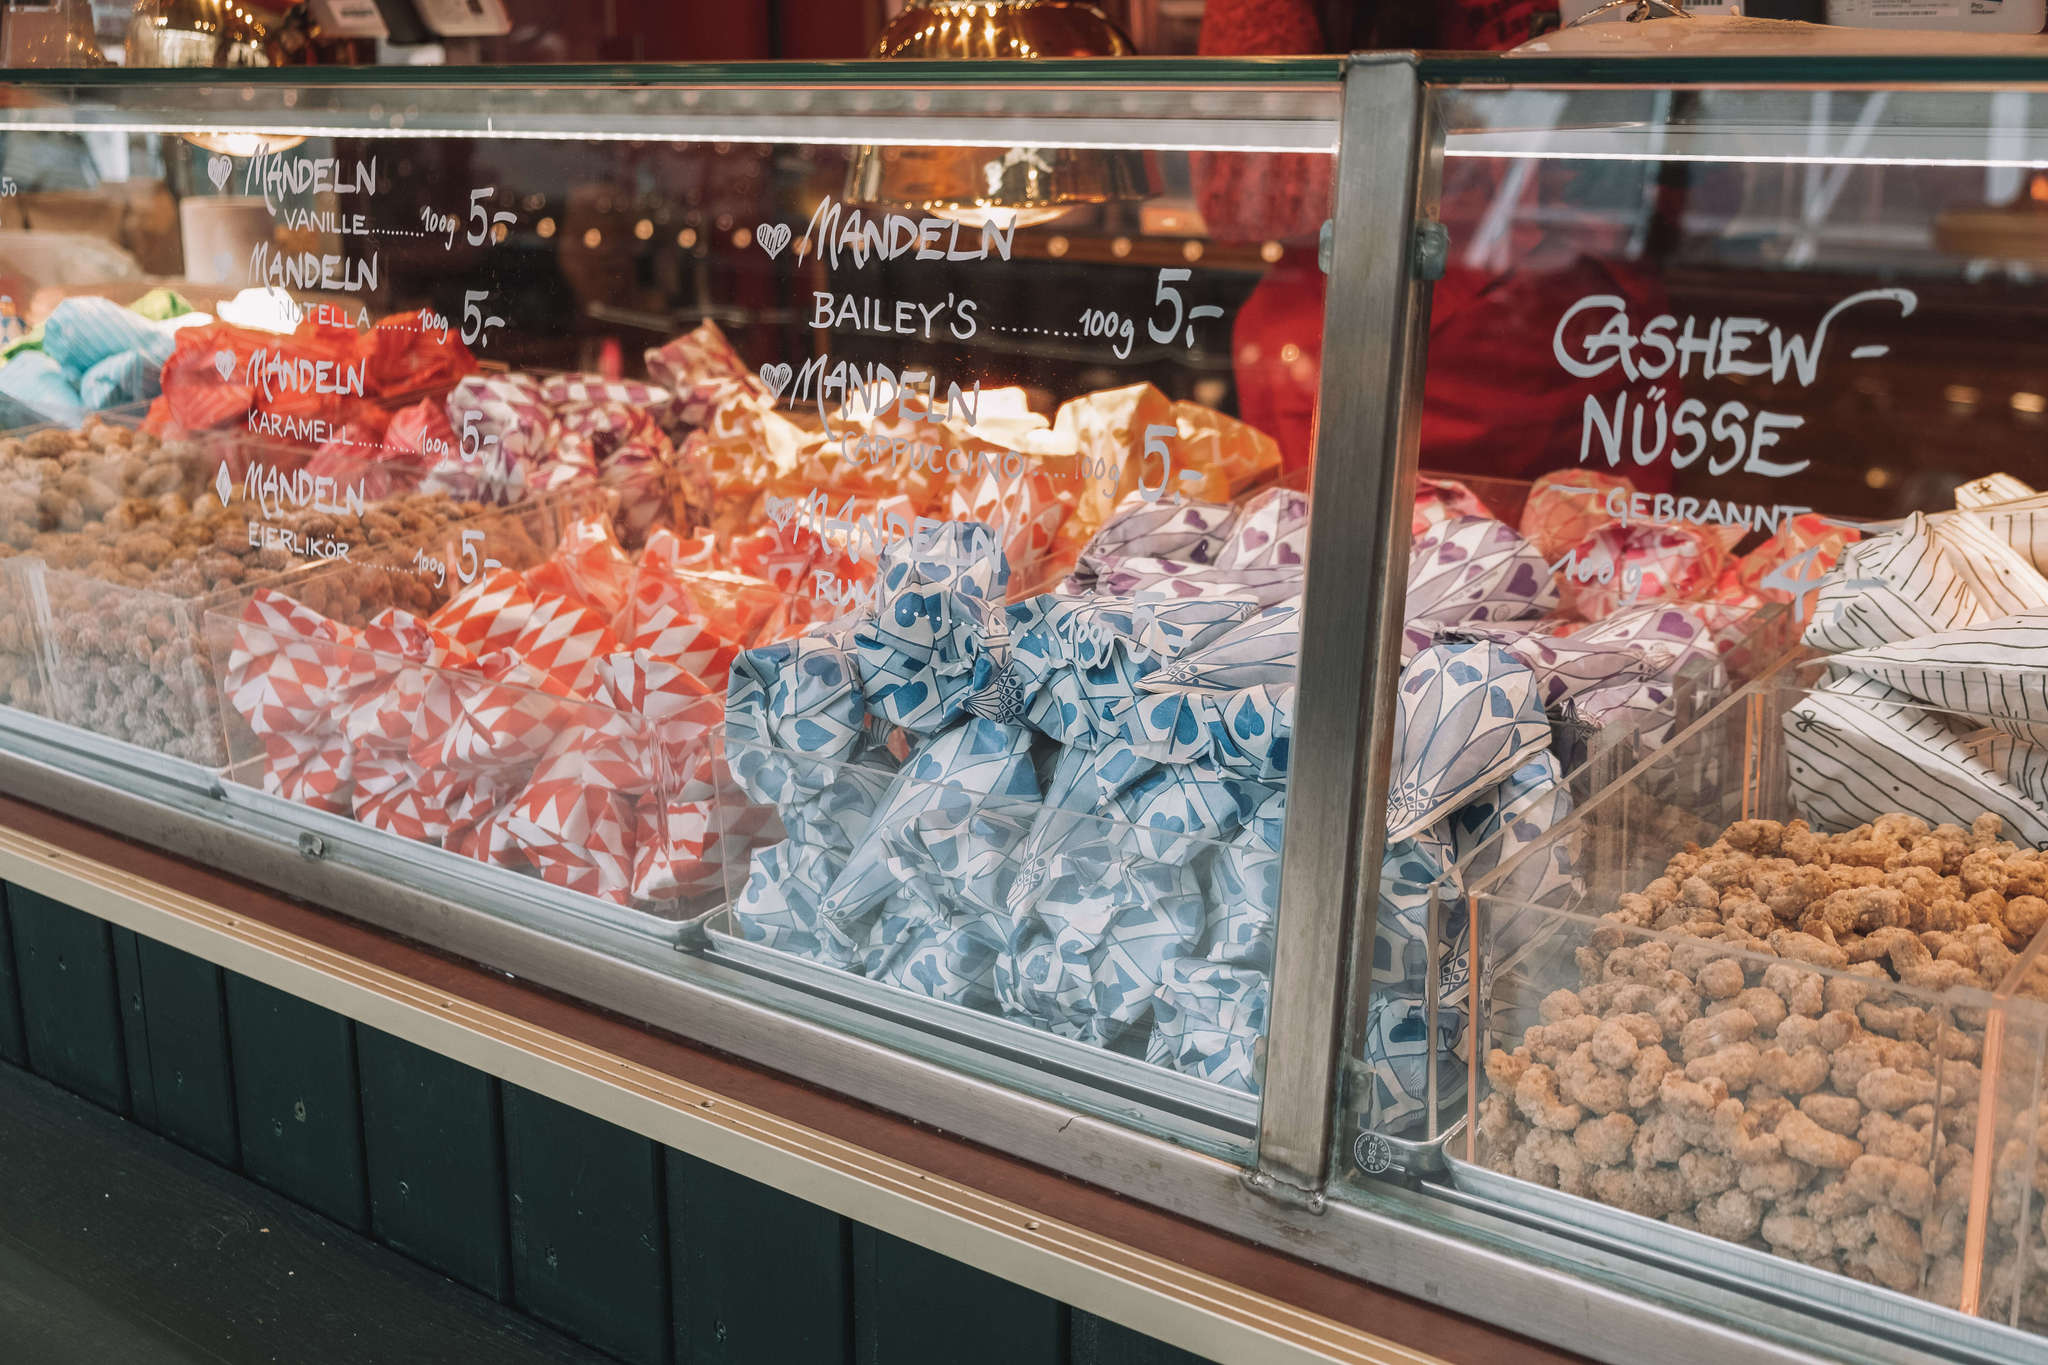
1256,54 -> 1438,1193
1423,880 -> 1442,1141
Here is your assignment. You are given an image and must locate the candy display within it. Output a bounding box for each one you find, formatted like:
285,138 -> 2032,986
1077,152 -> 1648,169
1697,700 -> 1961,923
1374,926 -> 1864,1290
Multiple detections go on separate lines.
7,443 -> 550,764
1358,464 -> 1821,1131
0,292 -> 202,429
724,500 -> 1298,1093
1439,468 -> 2048,1325
151,309 -> 478,441
216,518 -> 796,910
0,416 -> 211,550
1476,809 -> 2046,1320
1792,481 -> 2048,849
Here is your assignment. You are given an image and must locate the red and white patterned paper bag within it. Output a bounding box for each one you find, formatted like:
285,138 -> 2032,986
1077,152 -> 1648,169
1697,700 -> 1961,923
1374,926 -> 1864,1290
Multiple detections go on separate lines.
342,608 -> 476,756
412,648 -> 575,779
614,542 -> 783,689
260,730 -> 356,815
500,715 -> 651,904
430,567 -> 539,657
524,514 -> 635,621
629,747 -> 783,903
508,593 -> 620,697
351,750 -> 453,844
439,770 -> 526,869
225,590 -> 385,739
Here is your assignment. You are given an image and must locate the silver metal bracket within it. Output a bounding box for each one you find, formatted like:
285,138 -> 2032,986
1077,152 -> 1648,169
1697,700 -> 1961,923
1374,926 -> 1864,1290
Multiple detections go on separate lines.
1412,221 -> 1450,282
1317,218 -> 1333,274
1351,1124 -> 1459,1182
1240,1167 -> 1327,1215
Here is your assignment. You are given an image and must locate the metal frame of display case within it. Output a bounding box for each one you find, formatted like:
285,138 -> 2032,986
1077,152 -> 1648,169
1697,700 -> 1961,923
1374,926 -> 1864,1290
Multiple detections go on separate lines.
6,49 -> 2048,1365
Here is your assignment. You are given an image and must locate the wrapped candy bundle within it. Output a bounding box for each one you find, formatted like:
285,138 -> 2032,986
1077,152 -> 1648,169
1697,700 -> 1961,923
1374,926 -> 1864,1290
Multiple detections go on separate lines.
542,377 -> 682,546
1046,381 -> 1177,564
224,590 -> 384,741
725,520 -> 1297,1090
1786,486 -> 2048,844
595,650 -> 762,902
435,372 -> 548,502
1402,515 -> 1559,658
1412,476 -> 1491,538
499,710 -> 651,903
1517,469 -> 1630,560
412,646 -> 575,780
342,607 -> 478,843
630,748 -> 778,902
1171,400 -> 1282,501
1553,520 -> 1729,621
350,748 -> 455,844
149,312 -> 478,441
617,531 -> 785,689
675,408 -> 811,540
358,310 -> 474,400
430,568 -> 539,657
260,731 -> 359,815
1069,486 -> 1306,608
644,319 -> 767,430
224,590 -> 393,814
524,514 -> 635,621
213,512 -> 796,910
379,399 -> 458,470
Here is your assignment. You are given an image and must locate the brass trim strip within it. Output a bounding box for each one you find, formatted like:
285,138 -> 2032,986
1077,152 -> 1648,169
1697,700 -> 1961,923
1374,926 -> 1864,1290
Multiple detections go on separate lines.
0,824 -> 1449,1365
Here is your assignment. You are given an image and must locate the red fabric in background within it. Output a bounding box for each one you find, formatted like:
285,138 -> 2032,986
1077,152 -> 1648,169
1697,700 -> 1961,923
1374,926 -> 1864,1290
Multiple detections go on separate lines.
1203,0 -> 1654,482
1441,1 -> 1561,50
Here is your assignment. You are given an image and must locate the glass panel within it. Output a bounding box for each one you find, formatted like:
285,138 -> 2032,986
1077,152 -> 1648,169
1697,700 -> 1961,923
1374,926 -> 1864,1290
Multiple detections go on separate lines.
1380,667 -> 2048,1354
1336,78 -> 2048,1352
0,72 -> 1340,1152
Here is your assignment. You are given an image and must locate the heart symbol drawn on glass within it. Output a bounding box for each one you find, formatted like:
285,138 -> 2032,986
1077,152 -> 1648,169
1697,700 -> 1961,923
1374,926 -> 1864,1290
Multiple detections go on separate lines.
207,155 -> 233,191
764,494 -> 797,529
213,350 -> 236,380
758,362 -> 792,402
756,222 -> 791,259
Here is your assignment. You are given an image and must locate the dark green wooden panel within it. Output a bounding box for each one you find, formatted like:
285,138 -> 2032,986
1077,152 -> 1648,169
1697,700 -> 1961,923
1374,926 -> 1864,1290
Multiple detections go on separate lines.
7,886 -> 126,1114
1071,1311 -> 1219,1365
0,888 -> 30,1066
503,1085 -> 670,1365
133,936 -> 239,1168
853,1225 -> 1066,1365
224,974 -> 367,1231
111,930 -> 157,1131
668,1149 -> 850,1365
359,1026 -> 509,1300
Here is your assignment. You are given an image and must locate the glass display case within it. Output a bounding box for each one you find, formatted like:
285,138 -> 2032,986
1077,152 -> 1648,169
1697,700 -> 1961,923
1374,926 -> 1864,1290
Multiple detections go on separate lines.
0,59 -> 1350,1167
1333,55 -> 2048,1364
14,47 -> 2048,1365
